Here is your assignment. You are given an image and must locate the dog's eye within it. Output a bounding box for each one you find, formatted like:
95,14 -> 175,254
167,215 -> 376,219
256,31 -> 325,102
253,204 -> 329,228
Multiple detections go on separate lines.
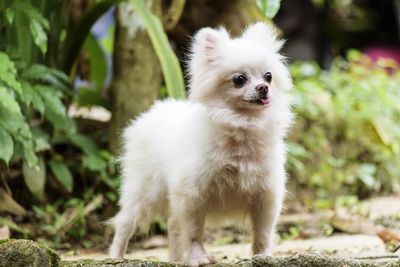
232,74 -> 247,87
264,72 -> 272,83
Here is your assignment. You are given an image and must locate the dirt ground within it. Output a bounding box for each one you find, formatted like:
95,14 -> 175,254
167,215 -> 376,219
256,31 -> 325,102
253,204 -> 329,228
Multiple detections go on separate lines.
61,196 -> 400,264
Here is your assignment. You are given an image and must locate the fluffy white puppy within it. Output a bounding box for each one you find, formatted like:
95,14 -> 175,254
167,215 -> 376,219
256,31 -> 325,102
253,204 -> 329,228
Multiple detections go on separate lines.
109,22 -> 293,266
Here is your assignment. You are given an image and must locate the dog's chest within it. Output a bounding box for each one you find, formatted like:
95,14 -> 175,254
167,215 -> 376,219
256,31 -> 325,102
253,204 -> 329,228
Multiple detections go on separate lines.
210,127 -> 267,176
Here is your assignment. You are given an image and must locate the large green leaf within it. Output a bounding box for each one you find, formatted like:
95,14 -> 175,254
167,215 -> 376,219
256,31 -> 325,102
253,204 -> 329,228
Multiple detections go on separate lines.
34,85 -> 76,131
0,52 -> 22,95
21,140 -> 39,168
35,85 -> 65,116
67,134 -> 99,155
84,34 -> 107,90
20,80 -> 34,105
10,1 -> 50,55
0,86 -> 22,115
5,8 -> 15,25
49,160 -> 73,192
31,88 -> 45,114
0,105 -> 30,137
31,128 -> 50,152
63,0 -> 123,73
23,156 -> 46,198
30,19 -> 48,55
0,128 -> 14,164
129,0 -> 185,98
21,64 -> 70,90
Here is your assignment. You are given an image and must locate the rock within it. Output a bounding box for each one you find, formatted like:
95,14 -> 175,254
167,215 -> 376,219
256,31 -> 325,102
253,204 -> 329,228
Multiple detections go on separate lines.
62,235 -> 387,263
141,235 -> 169,249
365,196 -> 400,218
0,239 -> 60,267
60,254 -> 400,267
275,234 -> 386,256
242,254 -> 400,267
3,239 -> 400,267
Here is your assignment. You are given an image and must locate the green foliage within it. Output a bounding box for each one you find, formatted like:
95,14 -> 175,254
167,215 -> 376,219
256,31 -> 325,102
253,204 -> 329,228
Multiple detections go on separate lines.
75,33 -> 108,108
130,0 -> 185,99
49,160 -> 73,193
4,1 -> 49,55
0,51 -> 74,171
23,157 -> 46,199
288,50 -> 400,208
0,1 -> 116,206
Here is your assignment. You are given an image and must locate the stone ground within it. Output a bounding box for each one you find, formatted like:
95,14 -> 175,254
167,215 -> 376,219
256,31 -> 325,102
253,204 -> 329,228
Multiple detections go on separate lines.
62,234 -> 388,263
61,196 -> 400,264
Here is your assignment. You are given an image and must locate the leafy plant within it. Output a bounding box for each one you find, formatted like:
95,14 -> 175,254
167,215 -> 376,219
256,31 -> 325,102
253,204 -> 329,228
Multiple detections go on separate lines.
0,0 -> 116,207
288,50 -> 400,208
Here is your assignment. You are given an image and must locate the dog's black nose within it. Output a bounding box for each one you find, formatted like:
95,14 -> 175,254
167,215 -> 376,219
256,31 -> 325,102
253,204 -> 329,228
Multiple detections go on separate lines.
256,84 -> 269,94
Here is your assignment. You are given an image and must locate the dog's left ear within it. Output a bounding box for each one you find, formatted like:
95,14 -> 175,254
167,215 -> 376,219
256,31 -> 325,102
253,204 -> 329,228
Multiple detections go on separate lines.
242,22 -> 284,52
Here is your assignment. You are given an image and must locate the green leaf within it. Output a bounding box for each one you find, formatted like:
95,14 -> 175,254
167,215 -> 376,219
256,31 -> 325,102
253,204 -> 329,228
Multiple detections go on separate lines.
75,87 -> 107,107
257,0 -> 281,19
0,86 -> 22,115
129,0 -> 185,98
30,19 -> 48,55
0,52 -> 22,95
49,160 -> 73,192
15,134 -> 38,168
0,105 -> 29,135
84,34 -> 107,89
5,8 -> 15,24
0,128 -> 14,164
31,89 -> 45,114
31,128 -> 50,152
35,85 -> 65,116
20,80 -> 34,105
67,134 -> 99,155
83,154 -> 107,172
63,0 -> 123,73
10,1 -> 50,55
23,156 -> 46,198
21,64 -> 70,90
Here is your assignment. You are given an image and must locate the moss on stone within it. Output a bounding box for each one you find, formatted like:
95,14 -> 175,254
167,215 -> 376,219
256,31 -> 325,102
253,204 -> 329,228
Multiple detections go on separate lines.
0,239 -> 60,267
2,239 -> 400,267
60,258 -> 183,267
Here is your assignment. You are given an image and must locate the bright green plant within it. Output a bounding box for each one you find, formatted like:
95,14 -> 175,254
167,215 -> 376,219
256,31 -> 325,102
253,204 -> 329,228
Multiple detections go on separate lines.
288,50 -> 400,208
70,0 -> 186,108
0,1 -> 115,205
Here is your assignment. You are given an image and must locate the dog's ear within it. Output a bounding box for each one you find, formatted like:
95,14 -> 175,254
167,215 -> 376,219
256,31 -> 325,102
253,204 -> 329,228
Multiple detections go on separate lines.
191,27 -> 230,65
242,22 -> 284,52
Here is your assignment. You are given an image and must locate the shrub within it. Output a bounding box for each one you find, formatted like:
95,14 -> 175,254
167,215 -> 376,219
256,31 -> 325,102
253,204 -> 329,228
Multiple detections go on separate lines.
288,50 -> 400,207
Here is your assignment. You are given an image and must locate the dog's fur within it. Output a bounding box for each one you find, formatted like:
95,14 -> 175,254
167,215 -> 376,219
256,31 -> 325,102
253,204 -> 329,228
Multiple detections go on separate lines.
109,22 -> 293,266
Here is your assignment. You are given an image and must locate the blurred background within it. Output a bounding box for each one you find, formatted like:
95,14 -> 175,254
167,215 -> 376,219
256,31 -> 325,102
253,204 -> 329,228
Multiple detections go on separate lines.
0,0 -> 399,259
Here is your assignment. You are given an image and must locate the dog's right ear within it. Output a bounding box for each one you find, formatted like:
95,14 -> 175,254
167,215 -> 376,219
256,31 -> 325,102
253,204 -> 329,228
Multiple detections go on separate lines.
191,27 -> 230,65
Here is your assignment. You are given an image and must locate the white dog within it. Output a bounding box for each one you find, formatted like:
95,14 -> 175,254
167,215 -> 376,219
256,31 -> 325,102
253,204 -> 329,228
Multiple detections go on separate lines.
109,22 -> 293,266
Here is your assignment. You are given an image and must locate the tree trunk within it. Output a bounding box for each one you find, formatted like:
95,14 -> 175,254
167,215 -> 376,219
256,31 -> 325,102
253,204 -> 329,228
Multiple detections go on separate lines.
109,2 -> 162,153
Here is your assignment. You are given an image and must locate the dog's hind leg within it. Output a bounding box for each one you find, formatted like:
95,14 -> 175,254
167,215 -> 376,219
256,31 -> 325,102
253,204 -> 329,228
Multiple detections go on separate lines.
109,205 -> 139,258
109,173 -> 167,258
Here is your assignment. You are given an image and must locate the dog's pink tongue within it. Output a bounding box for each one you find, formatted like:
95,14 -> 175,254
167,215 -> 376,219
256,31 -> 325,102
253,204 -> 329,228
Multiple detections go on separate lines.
261,98 -> 270,106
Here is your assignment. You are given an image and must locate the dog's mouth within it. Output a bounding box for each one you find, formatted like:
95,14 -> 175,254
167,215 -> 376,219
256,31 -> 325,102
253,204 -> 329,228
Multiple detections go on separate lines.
249,96 -> 270,106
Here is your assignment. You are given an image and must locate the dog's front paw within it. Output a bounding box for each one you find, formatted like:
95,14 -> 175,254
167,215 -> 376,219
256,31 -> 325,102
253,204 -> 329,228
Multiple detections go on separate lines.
190,254 -> 217,267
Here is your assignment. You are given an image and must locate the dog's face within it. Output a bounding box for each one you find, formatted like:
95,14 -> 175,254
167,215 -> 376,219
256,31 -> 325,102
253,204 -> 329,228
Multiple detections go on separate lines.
189,23 -> 292,112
